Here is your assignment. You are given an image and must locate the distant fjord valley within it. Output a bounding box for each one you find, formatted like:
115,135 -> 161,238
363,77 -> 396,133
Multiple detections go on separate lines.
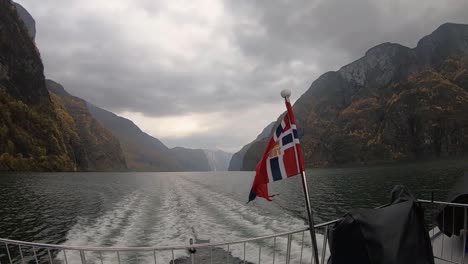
0,0 -> 231,172
1,0 -> 467,172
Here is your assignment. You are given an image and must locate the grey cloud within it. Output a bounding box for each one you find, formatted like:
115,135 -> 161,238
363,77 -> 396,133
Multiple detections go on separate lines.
16,0 -> 468,150
226,0 -> 468,71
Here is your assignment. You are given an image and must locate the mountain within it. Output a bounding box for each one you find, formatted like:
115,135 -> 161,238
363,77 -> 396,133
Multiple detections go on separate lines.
88,103 -> 230,172
0,0 -> 79,171
47,80 -> 127,171
0,0 -> 129,171
204,149 -> 232,171
87,103 -> 183,171
170,147 -> 211,171
228,122 -> 275,170
240,23 -> 468,170
12,2 -> 35,41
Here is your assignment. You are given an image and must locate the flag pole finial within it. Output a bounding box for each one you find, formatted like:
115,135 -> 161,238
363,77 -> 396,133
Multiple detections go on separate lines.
280,89 -> 291,99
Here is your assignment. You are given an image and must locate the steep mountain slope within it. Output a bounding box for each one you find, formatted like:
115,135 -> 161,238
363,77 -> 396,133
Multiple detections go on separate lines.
0,0 -> 131,171
47,80 -> 127,171
171,147 -> 211,171
0,0 -> 77,170
204,149 -> 232,171
12,2 -> 35,41
228,122 -> 275,171
0,1 -> 47,102
240,23 -> 468,170
87,103 -> 184,171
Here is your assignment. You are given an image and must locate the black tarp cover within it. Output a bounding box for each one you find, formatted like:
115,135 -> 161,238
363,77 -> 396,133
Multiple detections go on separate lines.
327,186 -> 434,264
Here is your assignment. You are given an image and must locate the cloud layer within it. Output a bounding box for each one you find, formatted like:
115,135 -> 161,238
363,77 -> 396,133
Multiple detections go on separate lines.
18,0 -> 468,151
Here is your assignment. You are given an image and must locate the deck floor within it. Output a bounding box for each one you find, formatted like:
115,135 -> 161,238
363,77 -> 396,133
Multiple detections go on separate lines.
432,228 -> 467,264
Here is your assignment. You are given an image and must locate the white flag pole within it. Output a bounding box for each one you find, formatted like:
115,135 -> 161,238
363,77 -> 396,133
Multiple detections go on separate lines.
281,89 -> 320,264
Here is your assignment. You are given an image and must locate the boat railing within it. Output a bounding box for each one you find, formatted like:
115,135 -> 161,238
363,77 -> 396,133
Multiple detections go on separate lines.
418,199 -> 468,264
0,220 -> 338,264
0,200 -> 466,264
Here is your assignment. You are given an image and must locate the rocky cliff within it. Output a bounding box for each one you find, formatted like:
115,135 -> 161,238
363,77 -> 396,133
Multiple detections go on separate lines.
47,80 -> 127,171
0,0 -> 78,170
12,2 -> 35,41
0,0 -> 128,171
240,23 -> 468,170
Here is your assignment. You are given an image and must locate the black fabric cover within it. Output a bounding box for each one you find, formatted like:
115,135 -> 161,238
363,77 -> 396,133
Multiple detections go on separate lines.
328,186 -> 434,264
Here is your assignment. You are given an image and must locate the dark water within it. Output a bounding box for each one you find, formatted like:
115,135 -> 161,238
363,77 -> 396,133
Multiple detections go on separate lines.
0,159 -> 466,263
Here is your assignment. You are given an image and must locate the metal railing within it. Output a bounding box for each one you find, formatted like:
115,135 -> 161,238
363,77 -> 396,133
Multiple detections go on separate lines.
0,219 -> 339,264
0,200 -> 466,264
418,199 -> 468,264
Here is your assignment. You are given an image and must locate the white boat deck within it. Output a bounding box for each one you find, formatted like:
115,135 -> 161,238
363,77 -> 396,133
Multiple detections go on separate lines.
431,227 -> 467,264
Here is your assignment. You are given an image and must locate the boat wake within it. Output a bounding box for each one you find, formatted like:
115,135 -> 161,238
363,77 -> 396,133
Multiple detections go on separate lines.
58,175 -> 327,263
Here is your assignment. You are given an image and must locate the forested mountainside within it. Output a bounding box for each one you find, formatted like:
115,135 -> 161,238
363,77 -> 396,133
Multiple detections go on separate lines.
47,80 -> 127,171
0,0 -> 78,170
228,122 -> 275,171
87,103 -> 184,171
239,23 -> 468,170
0,0 -> 127,171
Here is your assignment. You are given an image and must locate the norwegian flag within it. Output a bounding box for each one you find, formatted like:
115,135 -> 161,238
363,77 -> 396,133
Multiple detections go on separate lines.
248,99 -> 305,202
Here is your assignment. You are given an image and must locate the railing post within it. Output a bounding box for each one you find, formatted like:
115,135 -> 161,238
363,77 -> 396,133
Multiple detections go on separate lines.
299,231 -> 305,264
258,246 -> 261,264
4,243 -> 12,264
63,250 -> 69,264
463,208 -> 467,263
226,244 -> 230,264
32,246 -> 39,264
451,207 -> 455,261
210,246 -> 213,264
79,250 -> 86,264
272,237 -> 276,264
243,242 -> 246,264
321,226 -> 329,264
48,249 -> 53,264
19,245 -> 25,264
189,238 -> 195,264
286,234 -> 292,264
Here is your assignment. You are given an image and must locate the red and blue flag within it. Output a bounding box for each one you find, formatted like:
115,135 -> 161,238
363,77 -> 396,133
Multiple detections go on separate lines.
248,99 -> 304,202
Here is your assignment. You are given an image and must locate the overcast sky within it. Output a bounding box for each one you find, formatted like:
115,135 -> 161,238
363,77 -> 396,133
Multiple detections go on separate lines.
17,0 -> 468,153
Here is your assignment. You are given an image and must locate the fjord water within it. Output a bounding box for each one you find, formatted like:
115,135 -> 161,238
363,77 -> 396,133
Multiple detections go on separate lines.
0,159 -> 466,263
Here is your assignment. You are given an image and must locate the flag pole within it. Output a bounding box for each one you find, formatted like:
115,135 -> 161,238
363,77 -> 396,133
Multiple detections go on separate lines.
281,89 -> 320,264
300,170 -> 320,264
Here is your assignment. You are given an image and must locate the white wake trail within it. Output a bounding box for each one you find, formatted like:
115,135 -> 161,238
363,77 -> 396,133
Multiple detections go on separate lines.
167,176 -> 328,264
57,191 -> 148,263
55,174 -> 328,264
